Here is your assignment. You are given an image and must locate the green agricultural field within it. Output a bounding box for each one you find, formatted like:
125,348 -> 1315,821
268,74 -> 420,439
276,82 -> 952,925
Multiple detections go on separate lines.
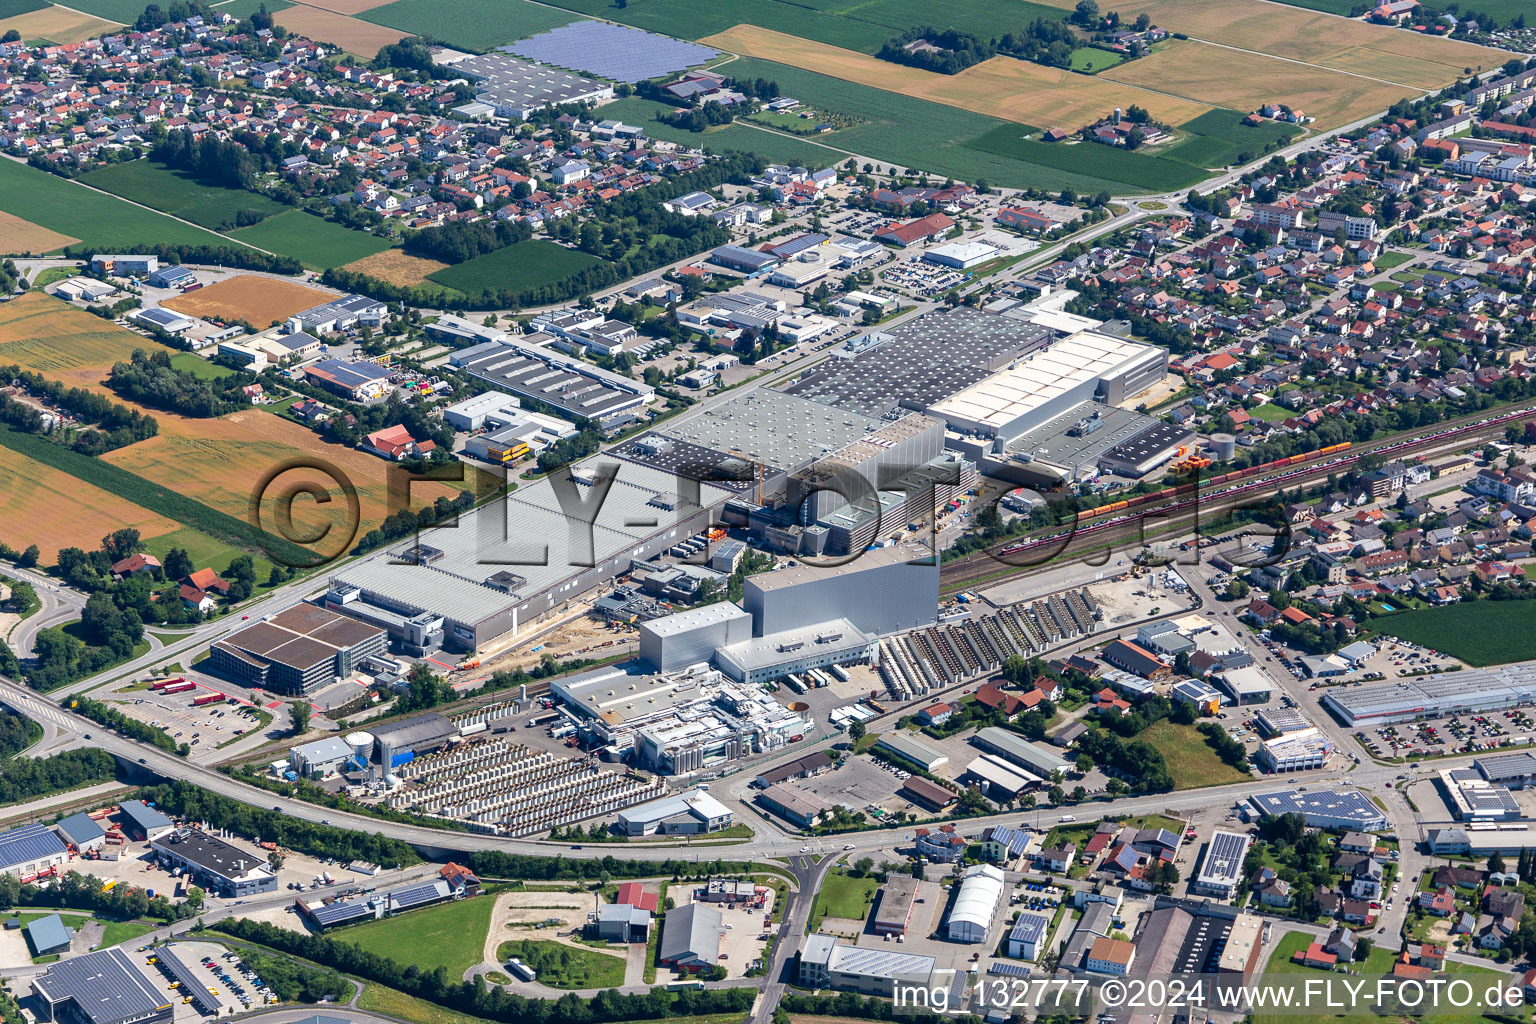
360,0 -> 580,51
228,210 -> 390,270
539,0 -> 891,51
1161,109 -> 1302,168
1372,601 -> 1536,667
826,0 -> 1070,40
427,239 -> 601,296
81,160 -> 287,232
341,896 -> 496,978
720,57 -> 1129,192
0,0 -> 48,17
597,97 -> 852,167
0,159 -> 249,250
168,352 -> 238,380
208,0 -> 295,17
1069,46 -> 1126,73
965,124 -> 1209,191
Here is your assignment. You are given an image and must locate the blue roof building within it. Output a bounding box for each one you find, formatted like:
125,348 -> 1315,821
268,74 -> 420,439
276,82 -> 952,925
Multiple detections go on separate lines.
0,823 -> 68,880
25,914 -> 72,956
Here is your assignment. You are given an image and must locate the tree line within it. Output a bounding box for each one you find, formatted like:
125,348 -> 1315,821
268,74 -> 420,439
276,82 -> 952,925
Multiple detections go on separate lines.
216,917 -> 755,1024
0,748 -> 116,805
61,242 -> 303,276
878,26 -> 995,74
355,489 -> 476,555
72,698 -> 185,755
0,866 -> 198,923
0,362 -> 158,454
107,349 -> 252,417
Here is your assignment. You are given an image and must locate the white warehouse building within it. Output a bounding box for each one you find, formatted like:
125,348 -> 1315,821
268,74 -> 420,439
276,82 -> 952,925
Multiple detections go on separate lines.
947,864 -> 1005,942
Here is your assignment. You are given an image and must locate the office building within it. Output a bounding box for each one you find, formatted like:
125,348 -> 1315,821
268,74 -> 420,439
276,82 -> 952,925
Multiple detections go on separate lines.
208,604 -> 387,696
149,829 -> 277,898
1007,913 -> 1050,960
0,823 -> 68,881
615,789 -> 733,836
1193,831 -> 1252,898
797,935 -> 937,997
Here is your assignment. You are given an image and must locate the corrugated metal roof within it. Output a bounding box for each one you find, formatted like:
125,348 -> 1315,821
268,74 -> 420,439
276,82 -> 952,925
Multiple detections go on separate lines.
0,823 -> 67,870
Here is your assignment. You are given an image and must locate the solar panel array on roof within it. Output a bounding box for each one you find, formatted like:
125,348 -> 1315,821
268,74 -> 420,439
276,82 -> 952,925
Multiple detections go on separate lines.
308,899 -> 374,927
387,879 -> 451,911
987,960 -> 1033,977
505,21 -> 718,83
32,948 -> 171,1024
0,822 -> 67,870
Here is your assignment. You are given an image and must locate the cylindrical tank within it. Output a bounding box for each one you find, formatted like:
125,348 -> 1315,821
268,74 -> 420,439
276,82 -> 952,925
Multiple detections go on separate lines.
1210,432 -> 1237,460
347,731 -> 376,760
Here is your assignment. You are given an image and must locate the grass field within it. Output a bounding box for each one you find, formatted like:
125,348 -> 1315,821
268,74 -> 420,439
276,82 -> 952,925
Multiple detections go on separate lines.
701,26 -> 1212,132
597,96 -> 853,168
495,938 -> 625,989
427,239 -> 601,295
168,352 -> 239,380
340,897 -> 495,978
162,274 -> 335,327
964,125 -> 1211,192
1372,601 -> 1536,667
0,445 -> 178,562
272,6 -> 406,56
80,161 -> 287,232
0,209 -> 78,256
0,4 -> 120,43
139,525 -> 277,588
1099,39 -> 1413,132
1373,249 -> 1415,269
357,985 -> 488,1024
208,0 -> 295,17
341,249 -> 450,287
0,159 -> 248,251
1069,46 -> 1125,73
227,209 -> 390,270
360,0 -> 580,50
1162,108 -> 1302,167
1140,719 -> 1252,789
810,870 -> 877,930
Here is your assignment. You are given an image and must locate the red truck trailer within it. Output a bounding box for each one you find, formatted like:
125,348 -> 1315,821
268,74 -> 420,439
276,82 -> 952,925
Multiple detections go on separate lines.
149,676 -> 185,691
191,693 -> 223,707
161,681 -> 196,694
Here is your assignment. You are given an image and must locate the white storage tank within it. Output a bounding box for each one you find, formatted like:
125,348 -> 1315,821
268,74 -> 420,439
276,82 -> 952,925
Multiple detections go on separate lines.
347,731 -> 376,760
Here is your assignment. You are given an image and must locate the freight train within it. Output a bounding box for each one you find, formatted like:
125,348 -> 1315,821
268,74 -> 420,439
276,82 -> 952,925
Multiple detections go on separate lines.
998,402 -> 1536,558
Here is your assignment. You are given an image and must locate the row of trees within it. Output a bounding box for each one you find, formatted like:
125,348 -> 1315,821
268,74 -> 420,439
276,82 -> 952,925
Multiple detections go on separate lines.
73,698 -> 185,755
216,917 -> 755,1023
0,362 -> 158,454
60,242 -> 303,276
141,780 -> 421,867
106,349 -> 252,418
0,867 -> 197,923
878,26 -> 994,74
0,748 -> 116,805
354,490 -> 477,555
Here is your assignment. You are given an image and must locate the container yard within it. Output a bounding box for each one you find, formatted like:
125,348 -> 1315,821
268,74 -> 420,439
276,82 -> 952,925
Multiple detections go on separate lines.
381,736 -> 666,837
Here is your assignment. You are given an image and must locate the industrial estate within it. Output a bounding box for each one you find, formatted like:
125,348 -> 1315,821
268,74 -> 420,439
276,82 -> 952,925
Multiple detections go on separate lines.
7,1 -> 1536,1024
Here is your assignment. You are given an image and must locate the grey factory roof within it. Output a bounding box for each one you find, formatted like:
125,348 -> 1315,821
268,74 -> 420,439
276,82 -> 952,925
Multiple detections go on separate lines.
55,811 -> 106,847
1322,661 -> 1536,721
971,727 -> 1073,775
1101,420 -> 1196,469
151,829 -> 272,882
1248,789 -> 1387,827
659,902 -> 724,965
745,543 -> 932,593
117,800 -> 172,834
330,459 -> 735,625
26,914 -> 71,954
642,602 -> 751,637
456,335 -> 652,421
783,306 -> 1054,417
370,713 -> 455,748
0,823 -> 67,870
452,52 -> 609,111
33,948 -> 171,1024
652,388 -> 888,473
291,736 -> 355,764
1475,752 -> 1536,781
506,21 -> 718,83
1003,401 -> 1164,473
827,942 -> 937,980
715,619 -> 874,675
876,732 -> 947,768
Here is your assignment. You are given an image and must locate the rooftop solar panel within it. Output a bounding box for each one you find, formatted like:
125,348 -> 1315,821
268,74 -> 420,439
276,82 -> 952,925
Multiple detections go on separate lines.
309,900 -> 374,927
988,961 -> 1033,977
386,880 -> 450,911
505,21 -> 719,84
0,822 -> 67,870
33,948 -> 170,1024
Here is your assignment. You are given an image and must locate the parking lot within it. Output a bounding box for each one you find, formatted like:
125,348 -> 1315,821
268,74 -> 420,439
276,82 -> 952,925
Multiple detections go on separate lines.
793,753 -> 917,821
1358,704 -> 1536,760
666,885 -> 776,981
96,680 -> 277,760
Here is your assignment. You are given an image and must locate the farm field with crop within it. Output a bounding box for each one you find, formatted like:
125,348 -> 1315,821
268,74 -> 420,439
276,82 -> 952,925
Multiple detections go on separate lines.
341,249 -> 451,288
0,210 -> 77,256
0,157 -> 245,251
0,4 -> 119,43
1100,40 -> 1414,131
272,6 -> 405,57
0,293 -> 157,387
1026,0 -> 1506,90
360,0 -> 581,49
0,445 -> 179,562
0,0 -> 47,17
227,210 -> 390,270
1372,602 -> 1536,667
963,125 -> 1211,192
701,26 -> 1210,131
427,240 -> 601,296
161,275 -> 335,328
538,0 -> 890,52
1160,109 -> 1302,168
81,160 -> 287,232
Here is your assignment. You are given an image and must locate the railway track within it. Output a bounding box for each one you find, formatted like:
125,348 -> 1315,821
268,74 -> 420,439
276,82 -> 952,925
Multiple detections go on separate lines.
938,401 -> 1536,595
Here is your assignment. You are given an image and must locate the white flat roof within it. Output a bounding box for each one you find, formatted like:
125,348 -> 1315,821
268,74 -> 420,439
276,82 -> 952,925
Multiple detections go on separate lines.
928,330 -> 1152,431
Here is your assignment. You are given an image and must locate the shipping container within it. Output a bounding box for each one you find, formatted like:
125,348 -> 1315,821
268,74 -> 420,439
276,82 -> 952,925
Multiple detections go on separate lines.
149,676 -> 185,691
192,693 -> 223,707
161,681 -> 195,694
